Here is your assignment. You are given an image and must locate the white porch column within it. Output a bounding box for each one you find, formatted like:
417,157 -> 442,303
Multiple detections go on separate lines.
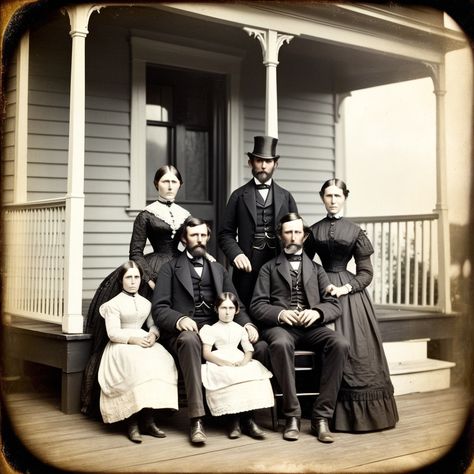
63,4 -> 101,333
13,31 -> 29,203
428,62 -> 452,314
244,28 -> 294,138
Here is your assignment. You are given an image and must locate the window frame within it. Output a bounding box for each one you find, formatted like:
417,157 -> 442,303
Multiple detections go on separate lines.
128,36 -> 243,216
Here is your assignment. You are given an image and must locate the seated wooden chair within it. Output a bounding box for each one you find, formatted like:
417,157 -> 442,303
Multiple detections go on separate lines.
270,350 -> 320,430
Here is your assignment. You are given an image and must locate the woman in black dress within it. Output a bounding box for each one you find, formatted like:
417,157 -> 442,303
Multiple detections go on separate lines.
305,178 -> 398,432
81,165 -> 190,418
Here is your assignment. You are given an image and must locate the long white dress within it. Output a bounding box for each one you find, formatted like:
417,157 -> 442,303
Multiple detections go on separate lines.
200,321 -> 274,416
98,292 -> 178,423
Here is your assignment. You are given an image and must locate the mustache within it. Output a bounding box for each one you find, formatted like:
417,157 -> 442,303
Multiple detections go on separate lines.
284,243 -> 302,254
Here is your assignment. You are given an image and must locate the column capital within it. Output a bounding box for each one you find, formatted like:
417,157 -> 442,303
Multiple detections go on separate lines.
244,27 -> 294,66
423,61 -> 446,94
63,4 -> 102,37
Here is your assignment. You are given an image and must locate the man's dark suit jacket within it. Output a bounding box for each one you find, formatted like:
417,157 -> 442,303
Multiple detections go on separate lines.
250,252 -> 342,327
218,180 -> 298,263
152,252 -> 251,335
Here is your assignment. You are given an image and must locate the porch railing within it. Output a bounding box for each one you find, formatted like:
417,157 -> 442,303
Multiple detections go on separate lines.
350,213 -> 439,311
3,198 -> 66,324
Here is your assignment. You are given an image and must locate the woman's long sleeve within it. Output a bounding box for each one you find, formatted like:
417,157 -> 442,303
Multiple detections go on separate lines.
129,212 -> 155,283
347,230 -> 374,292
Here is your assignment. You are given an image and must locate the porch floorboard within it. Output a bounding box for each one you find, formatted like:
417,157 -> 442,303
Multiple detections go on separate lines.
3,387 -> 471,473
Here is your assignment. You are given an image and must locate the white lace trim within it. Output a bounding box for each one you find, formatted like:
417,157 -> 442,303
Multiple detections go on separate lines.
144,201 -> 190,238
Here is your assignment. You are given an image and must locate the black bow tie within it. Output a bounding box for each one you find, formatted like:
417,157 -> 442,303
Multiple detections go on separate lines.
256,183 -> 270,190
286,254 -> 302,262
190,258 -> 203,267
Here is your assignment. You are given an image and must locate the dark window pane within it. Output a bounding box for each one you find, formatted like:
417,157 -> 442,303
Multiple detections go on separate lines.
182,130 -> 209,201
146,125 -> 169,202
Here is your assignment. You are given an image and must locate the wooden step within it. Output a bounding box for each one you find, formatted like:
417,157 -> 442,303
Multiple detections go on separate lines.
383,338 -> 429,364
389,358 -> 456,396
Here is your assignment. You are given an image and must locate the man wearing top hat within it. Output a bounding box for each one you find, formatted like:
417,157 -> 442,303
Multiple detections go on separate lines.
218,136 -> 298,308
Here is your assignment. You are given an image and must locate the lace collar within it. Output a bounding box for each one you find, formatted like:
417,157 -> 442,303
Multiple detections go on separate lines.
144,201 -> 190,238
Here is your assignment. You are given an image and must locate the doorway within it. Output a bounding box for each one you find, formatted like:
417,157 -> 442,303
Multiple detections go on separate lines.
145,65 -> 227,258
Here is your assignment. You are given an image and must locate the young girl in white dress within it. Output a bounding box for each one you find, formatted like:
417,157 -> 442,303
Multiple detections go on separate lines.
98,261 -> 178,443
199,292 -> 274,439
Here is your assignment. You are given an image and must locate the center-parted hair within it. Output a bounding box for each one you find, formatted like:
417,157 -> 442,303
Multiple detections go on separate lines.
153,165 -> 183,189
214,292 -> 240,314
277,212 -> 310,236
319,178 -> 350,198
118,260 -> 143,283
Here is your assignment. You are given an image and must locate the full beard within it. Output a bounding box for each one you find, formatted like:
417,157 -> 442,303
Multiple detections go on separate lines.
252,169 -> 273,183
188,245 -> 207,257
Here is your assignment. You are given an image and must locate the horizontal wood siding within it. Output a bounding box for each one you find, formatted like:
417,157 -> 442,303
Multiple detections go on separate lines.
28,19 -> 70,201
83,25 -> 133,298
3,58 -> 16,204
241,54 -> 335,227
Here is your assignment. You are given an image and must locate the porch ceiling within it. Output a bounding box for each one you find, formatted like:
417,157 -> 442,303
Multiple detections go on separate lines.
85,3 -> 468,93
150,2 -> 467,92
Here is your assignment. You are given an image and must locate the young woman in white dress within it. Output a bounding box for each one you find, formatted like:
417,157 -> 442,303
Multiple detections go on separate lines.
98,261 -> 178,443
199,292 -> 274,439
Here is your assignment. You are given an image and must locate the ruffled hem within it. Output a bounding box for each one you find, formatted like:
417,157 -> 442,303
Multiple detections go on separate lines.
205,379 -> 274,416
337,385 -> 394,401
100,379 -> 178,424
332,390 -> 399,432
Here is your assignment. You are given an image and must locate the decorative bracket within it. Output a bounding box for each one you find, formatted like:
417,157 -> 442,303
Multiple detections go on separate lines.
63,4 -> 102,38
244,27 -> 294,66
422,62 -> 446,95
334,92 -> 352,123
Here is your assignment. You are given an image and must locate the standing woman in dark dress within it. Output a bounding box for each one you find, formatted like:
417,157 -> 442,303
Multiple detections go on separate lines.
81,165 -> 190,417
305,178 -> 398,432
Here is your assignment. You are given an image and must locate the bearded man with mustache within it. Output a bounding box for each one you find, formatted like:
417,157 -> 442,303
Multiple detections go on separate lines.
152,216 -> 266,444
250,213 -> 349,444
218,136 -> 298,308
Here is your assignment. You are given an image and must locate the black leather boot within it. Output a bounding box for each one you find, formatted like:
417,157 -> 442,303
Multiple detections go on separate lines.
141,408 -> 166,438
127,415 -> 142,443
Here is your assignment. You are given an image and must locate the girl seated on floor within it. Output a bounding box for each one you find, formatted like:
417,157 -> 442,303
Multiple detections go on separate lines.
199,292 -> 274,439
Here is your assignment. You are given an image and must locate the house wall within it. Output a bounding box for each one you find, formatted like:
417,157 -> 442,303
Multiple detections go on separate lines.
27,17 -> 70,201
20,8 -> 337,300
2,56 -> 16,204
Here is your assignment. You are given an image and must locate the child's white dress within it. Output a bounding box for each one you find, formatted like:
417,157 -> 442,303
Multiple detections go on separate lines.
98,292 -> 178,423
200,320 -> 274,416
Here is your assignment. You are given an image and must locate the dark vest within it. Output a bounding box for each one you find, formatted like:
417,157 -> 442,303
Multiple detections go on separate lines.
255,186 -> 275,234
188,259 -> 216,318
289,264 -> 309,311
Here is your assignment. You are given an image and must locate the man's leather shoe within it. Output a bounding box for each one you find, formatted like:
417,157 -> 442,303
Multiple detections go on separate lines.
190,418 -> 207,444
242,418 -> 265,439
143,422 -> 166,438
228,417 -> 241,439
127,420 -> 142,443
311,418 -> 334,443
283,416 -> 300,441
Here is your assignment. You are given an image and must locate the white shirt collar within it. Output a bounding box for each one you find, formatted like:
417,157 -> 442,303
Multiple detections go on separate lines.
253,177 -> 272,187
327,212 -> 343,219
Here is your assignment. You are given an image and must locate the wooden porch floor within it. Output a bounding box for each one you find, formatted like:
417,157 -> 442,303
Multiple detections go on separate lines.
2,387 -> 472,473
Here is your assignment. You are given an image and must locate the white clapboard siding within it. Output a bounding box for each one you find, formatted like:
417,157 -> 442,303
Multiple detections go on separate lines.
27,23 -> 71,204
3,74 -> 16,204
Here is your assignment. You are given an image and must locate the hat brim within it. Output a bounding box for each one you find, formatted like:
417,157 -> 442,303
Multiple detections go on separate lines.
247,152 -> 280,160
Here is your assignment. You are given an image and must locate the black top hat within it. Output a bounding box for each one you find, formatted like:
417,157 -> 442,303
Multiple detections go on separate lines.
247,136 -> 280,160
